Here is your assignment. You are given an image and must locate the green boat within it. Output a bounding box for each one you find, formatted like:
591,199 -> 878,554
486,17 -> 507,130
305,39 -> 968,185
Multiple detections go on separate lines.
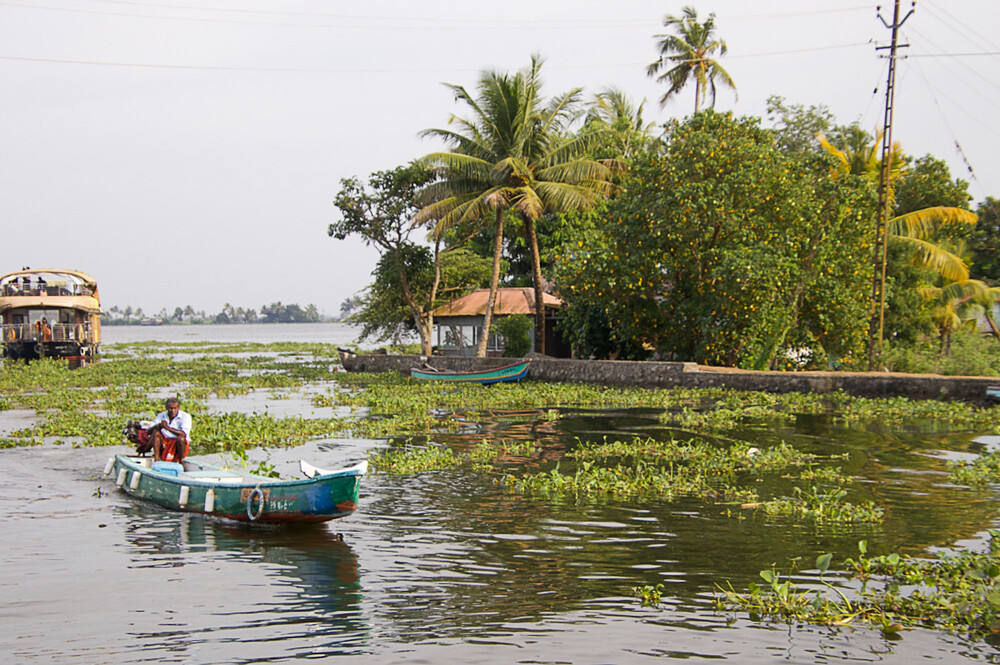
106,455 -> 366,524
410,359 -> 531,384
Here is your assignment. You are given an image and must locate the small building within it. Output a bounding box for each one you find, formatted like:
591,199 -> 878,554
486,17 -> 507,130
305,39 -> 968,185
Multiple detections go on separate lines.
432,287 -> 570,357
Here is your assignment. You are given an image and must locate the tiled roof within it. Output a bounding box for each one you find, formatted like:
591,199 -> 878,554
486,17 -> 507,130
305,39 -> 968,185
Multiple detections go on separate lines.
433,288 -> 563,317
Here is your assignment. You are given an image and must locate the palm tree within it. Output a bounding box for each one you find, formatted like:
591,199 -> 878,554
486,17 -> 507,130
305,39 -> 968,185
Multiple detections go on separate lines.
416,56 -> 617,357
820,131 -> 976,280
646,6 -> 736,113
584,87 -> 654,160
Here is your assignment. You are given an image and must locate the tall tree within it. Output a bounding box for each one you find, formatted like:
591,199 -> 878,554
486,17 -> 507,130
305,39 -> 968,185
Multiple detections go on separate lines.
555,111 -> 875,368
416,55 -> 617,357
582,87 -> 655,161
332,163 -> 445,354
646,6 -> 736,113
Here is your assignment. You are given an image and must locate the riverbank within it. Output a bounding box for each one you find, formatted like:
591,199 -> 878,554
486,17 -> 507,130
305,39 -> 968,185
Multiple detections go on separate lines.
340,353 -> 1000,404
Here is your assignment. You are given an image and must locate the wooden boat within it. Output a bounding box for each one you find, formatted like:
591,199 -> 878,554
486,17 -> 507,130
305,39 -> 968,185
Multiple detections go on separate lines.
106,455 -> 366,524
0,268 -> 101,363
410,359 -> 530,385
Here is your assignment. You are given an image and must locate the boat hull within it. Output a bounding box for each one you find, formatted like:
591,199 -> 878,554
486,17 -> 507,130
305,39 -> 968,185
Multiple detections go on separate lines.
410,360 -> 530,385
110,455 -> 365,524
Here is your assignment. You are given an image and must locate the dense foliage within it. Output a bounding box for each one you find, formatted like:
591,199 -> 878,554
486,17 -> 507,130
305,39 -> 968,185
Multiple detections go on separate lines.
555,111 -> 876,368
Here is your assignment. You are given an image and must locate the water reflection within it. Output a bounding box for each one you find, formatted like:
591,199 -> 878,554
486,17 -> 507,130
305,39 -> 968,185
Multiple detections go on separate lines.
117,504 -> 367,659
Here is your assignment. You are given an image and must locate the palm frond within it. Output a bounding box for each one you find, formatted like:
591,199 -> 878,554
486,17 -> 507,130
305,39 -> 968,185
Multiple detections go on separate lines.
889,206 -> 977,238
893,235 -> 971,282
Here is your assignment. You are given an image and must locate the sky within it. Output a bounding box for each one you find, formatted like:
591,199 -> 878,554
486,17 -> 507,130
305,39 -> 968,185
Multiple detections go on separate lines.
1,0 -> 998,316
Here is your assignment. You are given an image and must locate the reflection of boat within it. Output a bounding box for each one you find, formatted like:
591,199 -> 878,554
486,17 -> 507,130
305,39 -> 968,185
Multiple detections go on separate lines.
0,268 -> 101,362
108,455 -> 367,524
410,359 -> 530,385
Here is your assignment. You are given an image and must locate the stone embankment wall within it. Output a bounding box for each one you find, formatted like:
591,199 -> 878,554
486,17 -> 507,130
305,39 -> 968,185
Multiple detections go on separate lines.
340,354 -> 1000,404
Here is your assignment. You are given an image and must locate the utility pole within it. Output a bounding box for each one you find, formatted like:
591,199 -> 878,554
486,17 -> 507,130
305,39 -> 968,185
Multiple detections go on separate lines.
867,0 -> 915,371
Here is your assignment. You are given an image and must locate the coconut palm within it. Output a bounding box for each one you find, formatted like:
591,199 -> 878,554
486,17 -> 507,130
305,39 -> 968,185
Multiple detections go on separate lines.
583,87 -> 655,160
416,56 -> 617,357
646,6 -> 736,113
820,131 -> 976,279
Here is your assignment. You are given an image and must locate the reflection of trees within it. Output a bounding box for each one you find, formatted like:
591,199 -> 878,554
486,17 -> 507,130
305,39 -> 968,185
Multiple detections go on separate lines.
370,408 -> 1000,636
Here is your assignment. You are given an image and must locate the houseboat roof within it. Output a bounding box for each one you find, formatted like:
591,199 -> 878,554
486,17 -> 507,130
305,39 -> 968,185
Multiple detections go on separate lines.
0,269 -> 98,286
433,288 -> 562,318
0,269 -> 100,313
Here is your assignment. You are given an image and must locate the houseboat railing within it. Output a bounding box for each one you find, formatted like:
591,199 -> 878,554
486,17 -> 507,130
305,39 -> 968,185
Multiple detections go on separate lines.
2,323 -> 98,344
1,284 -> 96,298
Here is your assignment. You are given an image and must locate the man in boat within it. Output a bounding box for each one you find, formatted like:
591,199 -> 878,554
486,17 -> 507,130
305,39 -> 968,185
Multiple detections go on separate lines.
148,397 -> 193,463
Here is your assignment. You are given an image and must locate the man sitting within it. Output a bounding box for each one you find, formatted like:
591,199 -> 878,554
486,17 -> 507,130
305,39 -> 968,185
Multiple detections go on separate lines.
148,397 -> 193,463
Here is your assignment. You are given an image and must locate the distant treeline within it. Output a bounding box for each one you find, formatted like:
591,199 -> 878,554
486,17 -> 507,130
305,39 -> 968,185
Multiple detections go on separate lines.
101,302 -> 331,325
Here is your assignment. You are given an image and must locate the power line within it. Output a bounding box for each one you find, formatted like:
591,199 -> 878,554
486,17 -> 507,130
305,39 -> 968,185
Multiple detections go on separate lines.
0,41 -> 873,73
921,0 -> 1000,55
0,0 -> 654,29
909,51 -> 1000,58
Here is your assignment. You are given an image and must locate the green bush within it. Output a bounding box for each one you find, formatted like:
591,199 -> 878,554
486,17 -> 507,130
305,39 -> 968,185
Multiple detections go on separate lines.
492,314 -> 533,357
883,330 -> 1000,376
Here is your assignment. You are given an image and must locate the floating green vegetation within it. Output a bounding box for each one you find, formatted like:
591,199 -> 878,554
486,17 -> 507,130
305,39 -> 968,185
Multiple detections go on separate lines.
503,458 -> 759,503
758,486 -> 884,524
633,583 -> 665,607
370,443 -> 461,474
326,371 -> 1000,436
716,537 -> 1000,638
0,344 -> 347,448
949,451 -> 1000,487
368,439 -> 537,475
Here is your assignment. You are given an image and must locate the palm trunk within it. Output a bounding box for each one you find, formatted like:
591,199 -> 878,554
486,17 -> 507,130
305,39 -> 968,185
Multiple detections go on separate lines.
477,209 -> 504,358
986,309 -> 1000,342
524,215 -> 546,355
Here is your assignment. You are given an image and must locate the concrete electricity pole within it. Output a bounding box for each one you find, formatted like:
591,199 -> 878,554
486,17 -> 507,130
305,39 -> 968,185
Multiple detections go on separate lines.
867,0 -> 915,371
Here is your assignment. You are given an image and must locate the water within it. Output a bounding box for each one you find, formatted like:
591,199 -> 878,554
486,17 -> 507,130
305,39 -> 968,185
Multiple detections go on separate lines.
101,321 -> 367,346
4,325 -> 1000,663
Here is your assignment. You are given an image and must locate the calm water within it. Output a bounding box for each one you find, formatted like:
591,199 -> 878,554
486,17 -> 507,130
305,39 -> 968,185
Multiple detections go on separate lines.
101,321 -> 368,346
3,325 -> 1000,663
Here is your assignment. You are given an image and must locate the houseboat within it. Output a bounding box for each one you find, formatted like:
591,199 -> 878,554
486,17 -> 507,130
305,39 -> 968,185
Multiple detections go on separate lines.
0,268 -> 101,362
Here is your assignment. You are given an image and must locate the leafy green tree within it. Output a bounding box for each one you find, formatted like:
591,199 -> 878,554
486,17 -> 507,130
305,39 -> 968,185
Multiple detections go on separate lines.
765,95 -> 835,156
554,111 -> 875,368
348,246 -> 492,347
971,197 -> 1000,281
417,56 -> 616,356
894,155 -> 971,215
646,6 -> 736,112
332,163 -> 449,354
491,314 -> 534,357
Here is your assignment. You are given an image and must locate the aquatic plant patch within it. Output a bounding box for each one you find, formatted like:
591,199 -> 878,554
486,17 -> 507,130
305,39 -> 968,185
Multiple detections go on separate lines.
717,536 -> 1000,638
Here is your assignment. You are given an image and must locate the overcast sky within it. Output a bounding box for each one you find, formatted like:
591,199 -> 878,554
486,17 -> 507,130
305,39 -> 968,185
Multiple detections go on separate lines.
1,0 -> 997,315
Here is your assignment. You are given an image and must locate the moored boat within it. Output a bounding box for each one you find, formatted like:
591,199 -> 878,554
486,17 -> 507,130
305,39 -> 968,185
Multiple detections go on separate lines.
0,268 -> 101,363
106,454 -> 367,524
410,359 -> 530,385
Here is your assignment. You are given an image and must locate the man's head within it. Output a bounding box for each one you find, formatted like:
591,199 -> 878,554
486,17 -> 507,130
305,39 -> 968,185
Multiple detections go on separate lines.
165,397 -> 180,419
